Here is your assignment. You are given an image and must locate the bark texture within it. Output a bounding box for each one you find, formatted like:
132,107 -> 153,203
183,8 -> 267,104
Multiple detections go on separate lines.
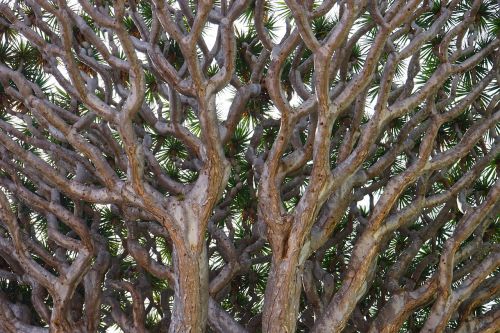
0,0 -> 499,332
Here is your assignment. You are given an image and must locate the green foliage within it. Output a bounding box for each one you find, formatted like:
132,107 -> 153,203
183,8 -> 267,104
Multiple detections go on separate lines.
0,0 -> 498,331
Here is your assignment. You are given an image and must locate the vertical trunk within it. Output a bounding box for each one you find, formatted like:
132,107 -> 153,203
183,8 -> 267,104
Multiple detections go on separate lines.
262,255 -> 303,333
50,291 -> 85,333
49,313 -> 82,333
169,244 -> 209,333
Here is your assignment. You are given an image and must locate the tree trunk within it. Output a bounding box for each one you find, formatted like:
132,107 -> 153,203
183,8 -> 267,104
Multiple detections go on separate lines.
50,292 -> 85,333
169,244 -> 209,333
49,313 -> 82,333
262,255 -> 303,333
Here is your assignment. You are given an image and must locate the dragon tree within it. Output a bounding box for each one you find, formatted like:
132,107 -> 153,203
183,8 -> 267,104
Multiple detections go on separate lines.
0,0 -> 499,332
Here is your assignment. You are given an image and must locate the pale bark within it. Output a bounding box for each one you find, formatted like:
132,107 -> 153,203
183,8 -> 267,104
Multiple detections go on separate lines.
262,256 -> 304,333
169,245 -> 209,333
0,0 -> 498,332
